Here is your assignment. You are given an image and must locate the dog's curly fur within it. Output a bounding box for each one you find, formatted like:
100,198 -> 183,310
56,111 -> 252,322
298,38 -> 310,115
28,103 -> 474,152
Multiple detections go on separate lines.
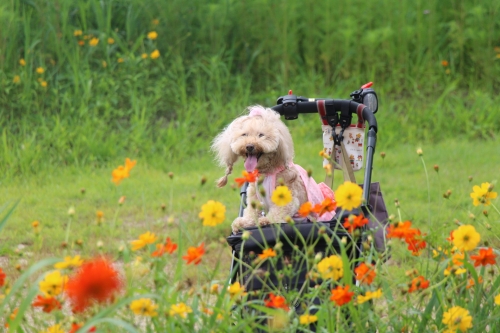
212,106 -> 308,234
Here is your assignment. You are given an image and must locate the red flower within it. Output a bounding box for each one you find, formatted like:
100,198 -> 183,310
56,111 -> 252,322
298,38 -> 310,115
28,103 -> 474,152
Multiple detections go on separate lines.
182,243 -> 205,265
0,268 -> 5,287
354,263 -> 376,285
408,276 -> 430,293
470,247 -> 496,267
343,214 -> 369,233
31,295 -> 62,313
65,257 -> 123,313
330,285 -> 354,306
235,170 -> 260,187
69,323 -> 96,333
264,293 -> 289,310
152,237 -> 178,257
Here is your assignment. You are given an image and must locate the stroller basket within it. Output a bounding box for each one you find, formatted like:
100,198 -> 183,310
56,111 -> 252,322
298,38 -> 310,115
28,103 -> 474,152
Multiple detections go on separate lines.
227,212 -> 361,293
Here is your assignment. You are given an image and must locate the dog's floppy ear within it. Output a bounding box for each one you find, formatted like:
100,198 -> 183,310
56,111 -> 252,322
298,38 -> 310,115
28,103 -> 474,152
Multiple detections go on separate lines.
211,120 -> 240,187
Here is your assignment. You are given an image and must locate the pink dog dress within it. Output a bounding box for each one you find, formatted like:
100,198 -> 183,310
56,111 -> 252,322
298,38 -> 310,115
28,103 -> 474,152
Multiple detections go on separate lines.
255,162 -> 336,222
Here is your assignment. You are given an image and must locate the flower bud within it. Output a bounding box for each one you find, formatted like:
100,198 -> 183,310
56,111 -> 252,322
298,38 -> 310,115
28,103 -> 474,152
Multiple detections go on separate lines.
488,183 -> 495,192
307,168 -> 313,177
314,252 -> 323,262
161,203 -> 166,211
483,210 -> 488,217
118,196 -> 126,205
68,206 -> 75,216
200,176 -> 207,186
468,176 -> 473,182
380,152 -> 386,159
433,164 -> 439,172
242,231 -> 251,240
416,148 -> 423,156
168,172 -> 174,179
97,240 -> 104,249
80,188 -> 86,195
394,199 -> 400,208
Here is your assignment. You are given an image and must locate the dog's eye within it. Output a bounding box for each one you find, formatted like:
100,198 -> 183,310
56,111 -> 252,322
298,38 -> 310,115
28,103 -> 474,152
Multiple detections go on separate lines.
258,133 -> 264,138
242,133 -> 247,137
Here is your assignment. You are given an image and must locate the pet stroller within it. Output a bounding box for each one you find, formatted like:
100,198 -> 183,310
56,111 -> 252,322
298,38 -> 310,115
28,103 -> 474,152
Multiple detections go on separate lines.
226,83 -> 388,329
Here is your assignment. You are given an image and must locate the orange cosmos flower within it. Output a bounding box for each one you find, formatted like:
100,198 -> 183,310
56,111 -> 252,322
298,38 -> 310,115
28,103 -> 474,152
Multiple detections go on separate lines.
330,285 -> 354,306
69,323 -> 96,333
31,295 -> 62,313
387,221 -> 419,241
65,257 -> 123,313
405,229 -> 426,255
466,276 -> 483,289
408,276 -> 430,293
298,202 -> 313,218
441,60 -> 449,67
111,158 -> 137,185
343,214 -> 369,233
446,230 -> 454,243
258,248 -> 277,260
151,237 -> 178,257
264,293 -> 289,310
182,243 -> 205,265
0,268 -> 5,287
354,263 -> 376,285
314,197 -> 337,216
234,170 -> 260,187
470,247 -> 496,267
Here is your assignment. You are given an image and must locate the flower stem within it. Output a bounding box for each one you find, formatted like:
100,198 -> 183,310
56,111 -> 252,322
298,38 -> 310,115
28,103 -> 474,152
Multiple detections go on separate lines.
420,156 -> 431,224
64,216 -> 72,254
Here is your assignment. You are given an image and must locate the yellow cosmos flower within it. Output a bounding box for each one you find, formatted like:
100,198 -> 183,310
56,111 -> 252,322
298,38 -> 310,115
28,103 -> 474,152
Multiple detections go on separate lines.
169,302 -> 192,318
107,37 -> 115,44
299,314 -> 318,325
39,270 -> 68,297
54,255 -> 83,269
73,30 -> 83,37
442,306 -> 473,332
117,57 -> 124,63
271,186 -> 292,207
130,298 -> 158,317
150,49 -> 160,59
317,255 -> 343,281
147,31 -> 158,40
228,281 -> 246,298
470,182 -> 497,206
335,181 -> 363,210
199,200 -> 226,226
452,225 -> 480,252
43,324 -> 64,333
444,266 -> 467,276
102,61 -> 107,68
40,81 -> 48,88
13,75 -> 20,83
357,289 -> 382,304
89,38 -> 99,46
19,58 -> 26,66
36,67 -> 45,74
495,293 -> 500,305
141,53 -> 148,59
131,231 -> 158,251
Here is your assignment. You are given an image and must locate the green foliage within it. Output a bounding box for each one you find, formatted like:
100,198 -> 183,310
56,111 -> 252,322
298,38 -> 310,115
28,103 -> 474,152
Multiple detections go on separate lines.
1,0 -> 500,177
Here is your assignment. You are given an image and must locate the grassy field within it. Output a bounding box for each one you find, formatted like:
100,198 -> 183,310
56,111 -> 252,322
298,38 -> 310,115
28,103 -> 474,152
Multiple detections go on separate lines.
2,0 -> 500,331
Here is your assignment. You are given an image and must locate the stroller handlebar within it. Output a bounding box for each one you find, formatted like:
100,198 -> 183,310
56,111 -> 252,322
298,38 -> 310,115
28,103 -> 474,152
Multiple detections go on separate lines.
271,97 -> 378,133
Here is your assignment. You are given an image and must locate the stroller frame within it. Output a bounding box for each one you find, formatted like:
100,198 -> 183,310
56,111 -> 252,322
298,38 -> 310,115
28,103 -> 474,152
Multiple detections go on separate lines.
226,86 -> 379,311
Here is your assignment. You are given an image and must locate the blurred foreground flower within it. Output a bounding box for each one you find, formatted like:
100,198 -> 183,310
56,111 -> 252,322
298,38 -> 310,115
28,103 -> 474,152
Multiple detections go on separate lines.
150,49 -> 160,59
228,281 -> 245,298
470,182 -> 497,206
299,314 -> 318,325
235,170 -> 259,187
0,268 -> 5,286
408,276 -> 430,293
452,225 -> 480,251
442,306 -> 473,332
131,231 -> 158,251
258,248 -> 277,260
182,243 -> 205,265
271,186 -> 292,206
169,302 -> 192,318
42,324 -> 64,333
111,158 -> 137,185
335,181 -> 363,210
130,298 -> 158,317
470,247 -> 496,267
343,214 -> 368,233
317,255 -> 343,281
65,257 -> 123,313
199,200 -> 226,226
330,285 -> 354,306
147,31 -> 158,40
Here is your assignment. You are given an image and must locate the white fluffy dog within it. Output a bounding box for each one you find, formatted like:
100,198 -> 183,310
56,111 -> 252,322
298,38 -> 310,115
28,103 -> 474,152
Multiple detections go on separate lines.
212,106 -> 334,234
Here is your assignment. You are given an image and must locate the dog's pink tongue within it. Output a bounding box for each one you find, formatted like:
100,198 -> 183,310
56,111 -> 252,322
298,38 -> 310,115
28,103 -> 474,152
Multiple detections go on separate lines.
244,155 -> 258,172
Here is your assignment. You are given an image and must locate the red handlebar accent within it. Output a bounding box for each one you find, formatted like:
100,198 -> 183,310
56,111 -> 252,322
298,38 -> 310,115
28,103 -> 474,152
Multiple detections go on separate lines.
361,82 -> 373,89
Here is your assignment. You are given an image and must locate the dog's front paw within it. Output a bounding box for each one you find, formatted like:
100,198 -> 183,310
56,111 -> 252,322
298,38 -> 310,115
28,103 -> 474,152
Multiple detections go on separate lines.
258,216 -> 271,228
232,217 -> 256,234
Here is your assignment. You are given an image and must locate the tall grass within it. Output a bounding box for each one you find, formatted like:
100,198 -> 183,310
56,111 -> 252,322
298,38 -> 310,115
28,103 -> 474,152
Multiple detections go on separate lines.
0,0 -> 499,178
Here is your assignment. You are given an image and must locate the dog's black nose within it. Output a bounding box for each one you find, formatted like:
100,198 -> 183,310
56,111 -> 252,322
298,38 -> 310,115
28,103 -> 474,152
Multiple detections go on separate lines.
246,144 -> 254,152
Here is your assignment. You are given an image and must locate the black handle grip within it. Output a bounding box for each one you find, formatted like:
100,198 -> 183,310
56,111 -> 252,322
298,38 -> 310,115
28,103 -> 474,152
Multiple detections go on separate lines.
271,99 -> 377,132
